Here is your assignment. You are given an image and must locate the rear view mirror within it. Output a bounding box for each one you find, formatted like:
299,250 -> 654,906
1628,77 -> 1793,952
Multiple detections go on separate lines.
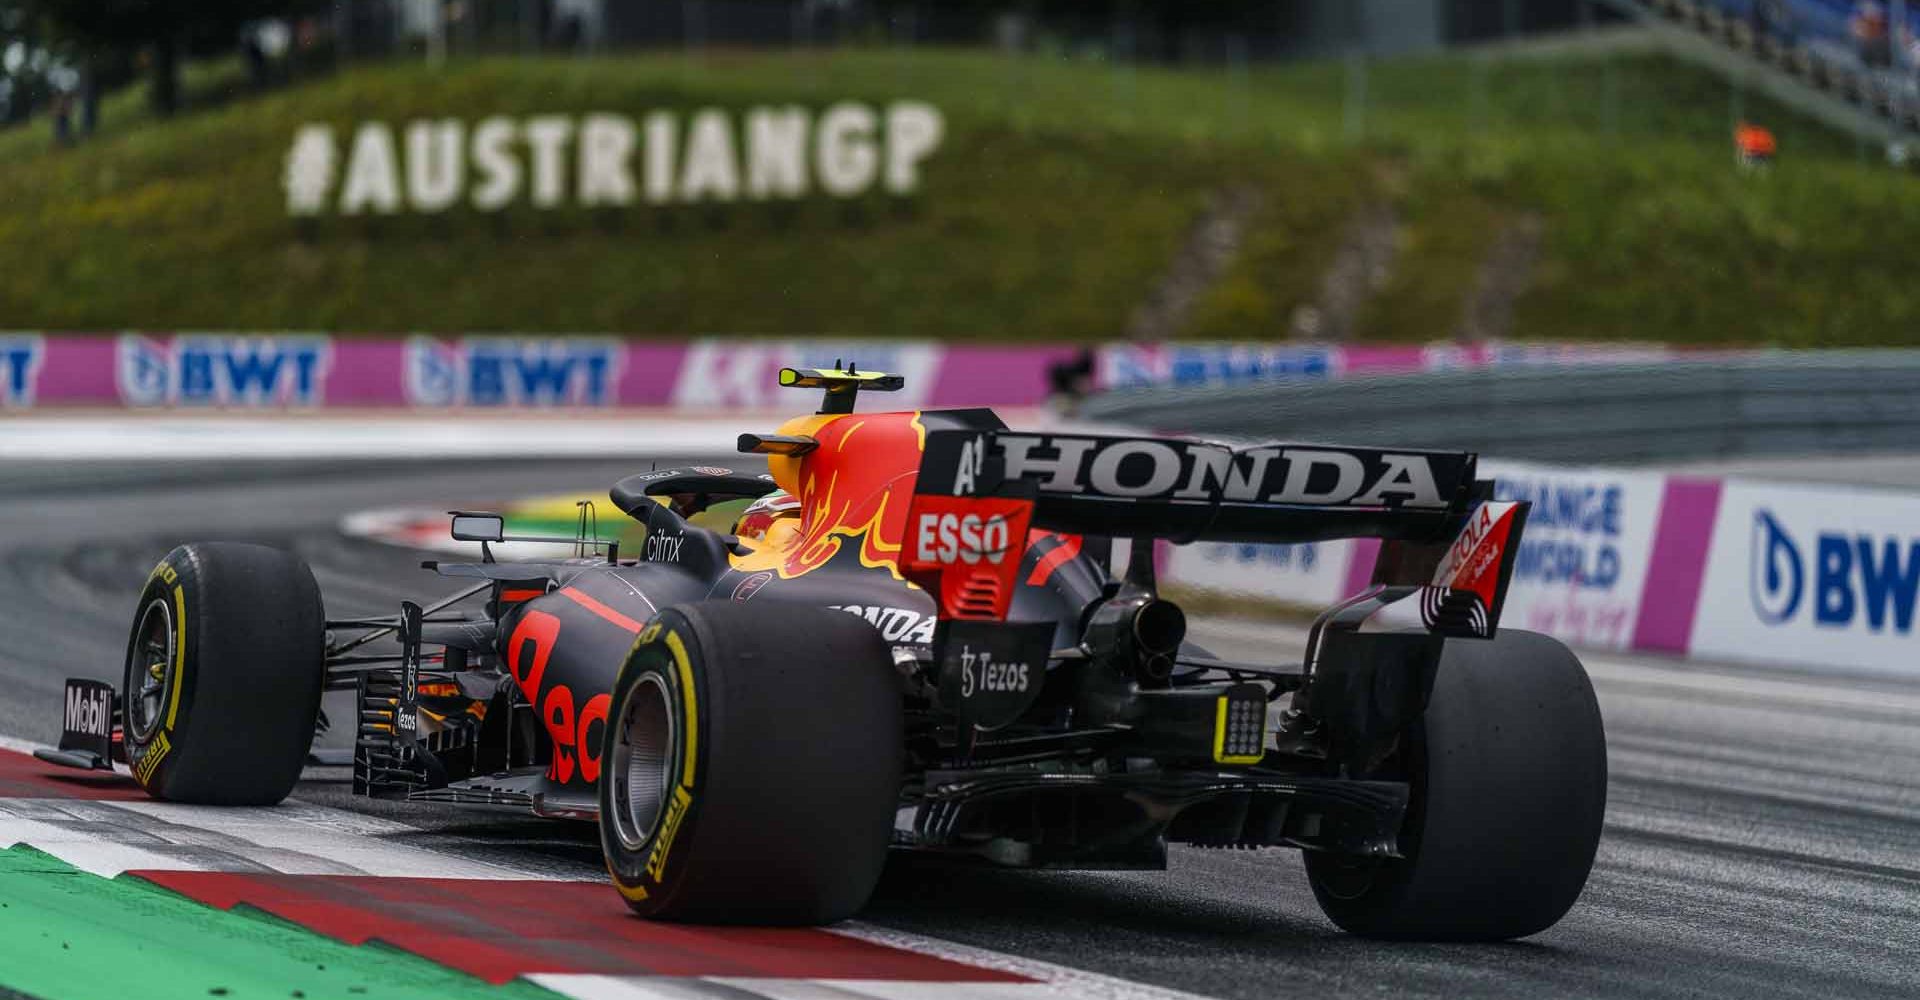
449,511 -> 505,543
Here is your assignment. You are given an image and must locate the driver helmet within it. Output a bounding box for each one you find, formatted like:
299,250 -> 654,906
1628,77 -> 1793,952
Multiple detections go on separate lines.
734,489 -> 802,541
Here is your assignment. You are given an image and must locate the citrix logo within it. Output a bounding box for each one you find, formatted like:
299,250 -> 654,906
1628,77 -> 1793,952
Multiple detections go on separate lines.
1749,509 -> 1802,625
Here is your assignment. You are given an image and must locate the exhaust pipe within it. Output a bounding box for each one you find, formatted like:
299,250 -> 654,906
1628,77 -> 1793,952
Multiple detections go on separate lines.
1131,599 -> 1186,685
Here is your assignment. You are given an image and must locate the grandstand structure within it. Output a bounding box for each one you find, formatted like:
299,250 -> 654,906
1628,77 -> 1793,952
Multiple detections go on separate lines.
1620,0 -> 1920,142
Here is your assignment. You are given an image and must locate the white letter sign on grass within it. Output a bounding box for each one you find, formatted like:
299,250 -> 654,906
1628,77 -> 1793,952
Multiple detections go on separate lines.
470,117 -> 521,211
886,101 -> 944,193
577,114 -> 636,207
814,102 -> 877,197
287,103 -> 943,216
338,123 -> 401,215
679,109 -> 740,202
746,107 -> 809,198
405,120 -> 464,212
523,116 -> 573,209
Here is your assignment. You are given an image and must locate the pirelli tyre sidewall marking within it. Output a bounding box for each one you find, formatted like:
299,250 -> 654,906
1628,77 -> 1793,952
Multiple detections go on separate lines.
128,552 -> 192,791
608,617 -> 701,906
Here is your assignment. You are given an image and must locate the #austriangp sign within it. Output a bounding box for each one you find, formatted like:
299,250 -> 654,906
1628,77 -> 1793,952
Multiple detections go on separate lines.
283,103 -> 944,216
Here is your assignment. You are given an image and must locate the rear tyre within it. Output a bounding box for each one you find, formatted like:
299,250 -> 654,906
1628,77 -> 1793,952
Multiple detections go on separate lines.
122,542 -> 325,805
599,601 -> 903,925
1304,630 -> 1606,941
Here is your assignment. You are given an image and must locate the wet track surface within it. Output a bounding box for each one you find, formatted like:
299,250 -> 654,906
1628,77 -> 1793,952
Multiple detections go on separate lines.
3,459 -> 1920,999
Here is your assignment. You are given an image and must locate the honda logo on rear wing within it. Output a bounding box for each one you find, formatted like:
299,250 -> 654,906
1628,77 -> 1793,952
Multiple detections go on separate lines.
916,430 -> 1479,546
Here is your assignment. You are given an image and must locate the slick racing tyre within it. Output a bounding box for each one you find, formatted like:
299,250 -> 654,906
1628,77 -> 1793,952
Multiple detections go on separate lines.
1304,630 -> 1606,941
122,542 -> 325,806
600,601 -> 903,925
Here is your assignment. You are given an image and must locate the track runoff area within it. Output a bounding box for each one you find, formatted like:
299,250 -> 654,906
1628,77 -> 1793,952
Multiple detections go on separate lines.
3,449 -> 1920,999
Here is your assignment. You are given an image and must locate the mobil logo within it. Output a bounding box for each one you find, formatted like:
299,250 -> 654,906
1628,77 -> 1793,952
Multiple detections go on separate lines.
0,335 -> 42,409
406,337 -> 622,407
117,335 -> 331,407
1749,508 -> 1920,633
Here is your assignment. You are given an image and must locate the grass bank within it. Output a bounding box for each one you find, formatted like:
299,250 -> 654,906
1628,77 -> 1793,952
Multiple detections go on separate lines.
0,46 -> 1912,344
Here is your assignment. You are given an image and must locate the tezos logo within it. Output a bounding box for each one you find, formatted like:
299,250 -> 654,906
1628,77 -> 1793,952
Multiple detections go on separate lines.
957,645 -> 1029,698
1750,509 -> 1803,624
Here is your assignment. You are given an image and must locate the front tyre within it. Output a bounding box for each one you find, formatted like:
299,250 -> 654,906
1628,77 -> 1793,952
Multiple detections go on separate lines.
1305,630 -> 1607,941
599,602 -> 903,925
123,542 -> 325,805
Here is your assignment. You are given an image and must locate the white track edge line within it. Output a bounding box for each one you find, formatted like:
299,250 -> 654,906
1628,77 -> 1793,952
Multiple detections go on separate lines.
834,923 -> 1220,1000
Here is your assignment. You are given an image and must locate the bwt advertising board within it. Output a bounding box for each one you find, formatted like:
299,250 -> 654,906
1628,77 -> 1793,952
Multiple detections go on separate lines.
1163,539 -> 1354,607
1691,481 -> 1920,676
15,336 -> 1632,411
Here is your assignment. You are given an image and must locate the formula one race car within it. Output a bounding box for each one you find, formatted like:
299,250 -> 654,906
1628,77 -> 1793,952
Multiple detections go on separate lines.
42,367 -> 1606,940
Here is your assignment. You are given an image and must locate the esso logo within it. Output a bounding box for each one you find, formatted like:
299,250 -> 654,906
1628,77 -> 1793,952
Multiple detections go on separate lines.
916,512 -> 1011,566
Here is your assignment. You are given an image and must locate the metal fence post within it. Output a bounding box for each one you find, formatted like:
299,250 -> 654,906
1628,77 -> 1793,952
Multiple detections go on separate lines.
1470,50 -> 1489,138
1111,12 -> 1136,130
1344,50 -> 1368,144
1229,33 -> 1249,141
1730,67 -> 1747,148
683,0 -> 706,75
428,0 -> 448,67
1603,57 -> 1619,141
334,0 -> 353,67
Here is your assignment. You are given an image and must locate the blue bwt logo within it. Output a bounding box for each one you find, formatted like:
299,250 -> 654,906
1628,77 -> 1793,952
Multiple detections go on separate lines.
1749,509 -> 1803,624
116,336 -> 330,407
407,338 -> 621,407
1749,508 -> 1920,634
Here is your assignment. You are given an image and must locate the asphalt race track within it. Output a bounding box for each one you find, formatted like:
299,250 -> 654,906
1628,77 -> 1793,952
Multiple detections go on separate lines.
4,459 -> 1920,999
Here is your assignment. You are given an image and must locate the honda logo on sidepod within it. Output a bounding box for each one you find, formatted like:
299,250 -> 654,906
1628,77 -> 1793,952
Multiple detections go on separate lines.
1750,509 -> 1803,625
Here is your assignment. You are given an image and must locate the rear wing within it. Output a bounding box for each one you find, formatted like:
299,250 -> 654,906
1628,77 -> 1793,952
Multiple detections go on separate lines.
904,429 -> 1530,640
915,430 -> 1477,544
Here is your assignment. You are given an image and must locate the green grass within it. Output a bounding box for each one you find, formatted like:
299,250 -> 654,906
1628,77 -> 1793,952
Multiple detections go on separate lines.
0,846 -> 562,1000
0,46 -> 1915,344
